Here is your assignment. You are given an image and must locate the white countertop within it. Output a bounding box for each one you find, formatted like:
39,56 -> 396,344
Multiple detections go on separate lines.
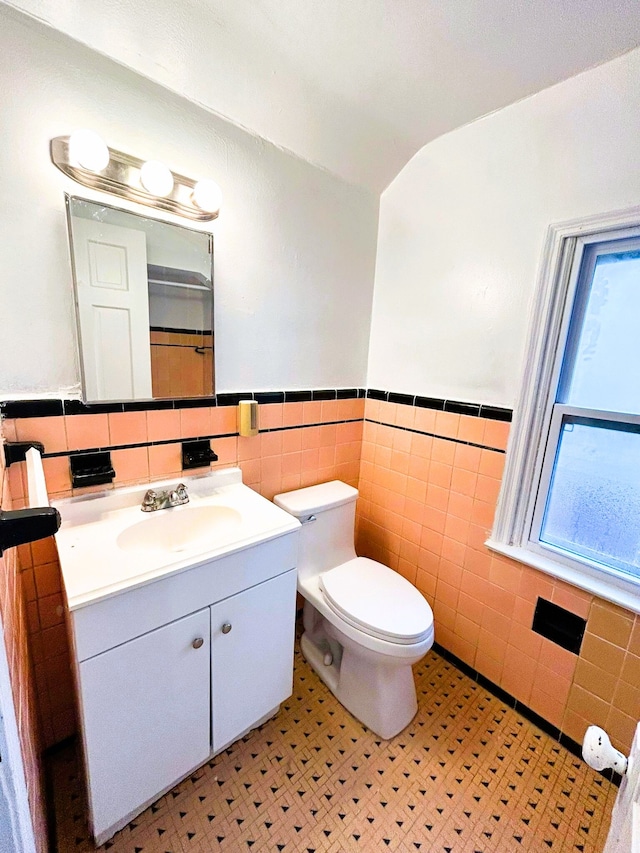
54,468 -> 300,611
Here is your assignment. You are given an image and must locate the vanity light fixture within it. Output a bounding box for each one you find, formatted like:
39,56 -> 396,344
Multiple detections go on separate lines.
140,159 -> 174,197
68,129 -> 110,172
51,132 -> 221,222
192,179 -> 223,215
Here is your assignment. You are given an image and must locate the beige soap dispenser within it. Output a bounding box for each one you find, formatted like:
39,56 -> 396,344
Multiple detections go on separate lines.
237,399 -> 259,437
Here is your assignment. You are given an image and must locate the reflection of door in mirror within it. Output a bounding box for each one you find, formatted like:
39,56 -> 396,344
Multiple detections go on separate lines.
72,218 -> 153,400
67,197 -> 214,403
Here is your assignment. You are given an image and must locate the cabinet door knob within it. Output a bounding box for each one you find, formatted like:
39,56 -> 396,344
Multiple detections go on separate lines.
221,622 -> 232,634
192,637 -> 204,649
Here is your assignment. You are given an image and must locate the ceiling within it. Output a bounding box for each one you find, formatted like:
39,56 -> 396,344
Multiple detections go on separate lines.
5,0 -> 640,192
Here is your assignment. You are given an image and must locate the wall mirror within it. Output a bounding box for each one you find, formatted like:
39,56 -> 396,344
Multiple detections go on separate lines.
66,196 -> 214,402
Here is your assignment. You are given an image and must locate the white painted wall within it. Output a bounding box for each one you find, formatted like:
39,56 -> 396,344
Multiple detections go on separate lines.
4,0 -> 640,193
0,6 -> 378,399
368,47 -> 640,409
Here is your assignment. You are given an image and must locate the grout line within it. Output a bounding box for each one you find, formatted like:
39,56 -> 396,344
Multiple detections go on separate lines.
259,418 -> 362,434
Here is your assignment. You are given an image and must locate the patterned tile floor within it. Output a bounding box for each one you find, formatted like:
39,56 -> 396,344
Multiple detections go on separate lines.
49,643 -> 616,853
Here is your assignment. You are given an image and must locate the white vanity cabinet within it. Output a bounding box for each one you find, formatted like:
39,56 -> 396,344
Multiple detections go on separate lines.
66,530 -> 299,846
77,608 -> 212,841
211,570 -> 297,750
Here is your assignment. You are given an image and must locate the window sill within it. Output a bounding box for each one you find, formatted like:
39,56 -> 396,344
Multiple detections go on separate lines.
485,538 -> 640,616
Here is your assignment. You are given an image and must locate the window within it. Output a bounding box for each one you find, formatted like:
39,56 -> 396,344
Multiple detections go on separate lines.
489,209 -> 640,613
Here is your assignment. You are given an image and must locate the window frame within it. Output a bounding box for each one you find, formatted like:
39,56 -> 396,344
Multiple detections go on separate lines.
488,205 -> 640,615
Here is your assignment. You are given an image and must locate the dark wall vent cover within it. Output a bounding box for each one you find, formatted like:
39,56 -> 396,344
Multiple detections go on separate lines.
532,597 -> 586,655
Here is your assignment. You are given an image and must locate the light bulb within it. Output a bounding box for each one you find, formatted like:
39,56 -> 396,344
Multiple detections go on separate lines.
68,129 -> 110,172
192,179 -> 222,214
140,160 -> 174,197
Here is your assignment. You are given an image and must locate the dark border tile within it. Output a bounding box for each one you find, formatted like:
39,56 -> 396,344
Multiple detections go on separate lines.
432,643 -> 478,681
1,399 -> 64,418
388,392 -> 415,406
174,396 -> 217,409
123,399 -> 174,412
254,392 -> 285,404
366,389 -> 388,401
445,400 -> 481,417
216,393 -> 252,407
4,390 -> 513,424
284,391 -> 313,402
63,400 -> 124,415
558,732 -> 584,761
480,405 -> 513,422
515,703 -> 561,741
414,396 -> 445,410
476,673 -> 516,708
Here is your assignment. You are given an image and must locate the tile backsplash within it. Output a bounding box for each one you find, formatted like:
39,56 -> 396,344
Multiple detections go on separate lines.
2,392 -> 364,748
356,396 -> 639,755
2,388 -> 638,761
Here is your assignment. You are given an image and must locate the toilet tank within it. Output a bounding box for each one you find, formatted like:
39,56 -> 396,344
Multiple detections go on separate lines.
274,481 -> 358,582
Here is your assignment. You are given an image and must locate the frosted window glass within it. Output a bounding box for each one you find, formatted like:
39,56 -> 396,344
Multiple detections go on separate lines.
541,419 -> 640,577
563,251 -> 640,415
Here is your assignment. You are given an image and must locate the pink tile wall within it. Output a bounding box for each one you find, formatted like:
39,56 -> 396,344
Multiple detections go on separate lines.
4,397 -> 364,747
8,391 -> 638,760
0,424 -> 48,851
356,398 -> 640,754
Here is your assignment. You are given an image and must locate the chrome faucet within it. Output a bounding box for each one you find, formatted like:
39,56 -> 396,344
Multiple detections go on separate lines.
141,483 -> 189,512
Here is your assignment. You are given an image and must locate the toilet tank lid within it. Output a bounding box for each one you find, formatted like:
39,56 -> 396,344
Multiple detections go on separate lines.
274,480 -> 358,517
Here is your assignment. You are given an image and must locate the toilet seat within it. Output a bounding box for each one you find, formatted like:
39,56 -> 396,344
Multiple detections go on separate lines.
319,558 -> 433,645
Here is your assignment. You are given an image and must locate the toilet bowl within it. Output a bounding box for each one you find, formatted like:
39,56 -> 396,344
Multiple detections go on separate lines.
274,481 -> 434,739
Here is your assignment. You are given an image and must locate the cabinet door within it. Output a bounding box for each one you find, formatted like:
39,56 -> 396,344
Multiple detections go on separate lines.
78,608 -> 210,842
211,569 -> 297,750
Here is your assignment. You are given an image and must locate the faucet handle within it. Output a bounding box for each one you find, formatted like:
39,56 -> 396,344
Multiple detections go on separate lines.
168,483 -> 189,506
141,489 -> 157,510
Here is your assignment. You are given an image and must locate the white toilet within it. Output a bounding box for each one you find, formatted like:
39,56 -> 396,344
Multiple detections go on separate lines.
274,480 -> 434,739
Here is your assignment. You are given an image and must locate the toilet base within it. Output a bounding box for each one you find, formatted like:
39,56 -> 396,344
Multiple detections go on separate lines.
300,629 -> 419,740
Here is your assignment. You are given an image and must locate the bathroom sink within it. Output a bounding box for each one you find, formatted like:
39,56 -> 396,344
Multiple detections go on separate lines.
117,505 -> 242,553
53,467 -> 301,610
